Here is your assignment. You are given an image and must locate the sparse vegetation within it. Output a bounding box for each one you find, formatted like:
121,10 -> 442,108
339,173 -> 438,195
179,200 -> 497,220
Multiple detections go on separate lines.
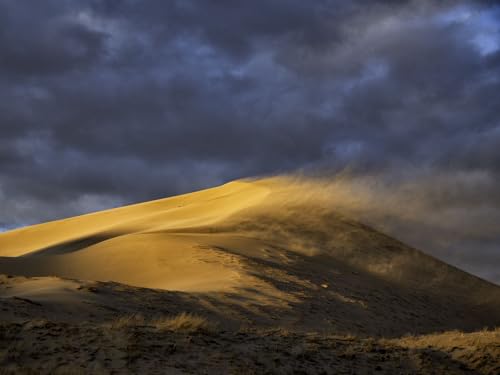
0,321 -> 498,374
109,313 -> 145,329
108,312 -> 215,333
152,312 -> 215,333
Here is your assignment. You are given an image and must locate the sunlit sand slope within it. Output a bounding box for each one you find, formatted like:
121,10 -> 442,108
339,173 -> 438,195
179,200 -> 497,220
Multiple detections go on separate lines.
0,180 -> 270,292
0,176 -> 499,336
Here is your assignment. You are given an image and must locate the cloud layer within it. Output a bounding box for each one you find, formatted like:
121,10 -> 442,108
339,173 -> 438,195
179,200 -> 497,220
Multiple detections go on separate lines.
1,1 -> 499,281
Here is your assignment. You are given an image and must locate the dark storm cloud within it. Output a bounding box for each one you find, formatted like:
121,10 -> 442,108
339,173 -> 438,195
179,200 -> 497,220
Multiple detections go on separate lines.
0,1 -> 106,76
1,0 -> 499,281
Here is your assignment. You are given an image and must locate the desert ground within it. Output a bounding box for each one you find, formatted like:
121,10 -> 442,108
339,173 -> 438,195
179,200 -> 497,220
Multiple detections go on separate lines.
0,176 -> 499,374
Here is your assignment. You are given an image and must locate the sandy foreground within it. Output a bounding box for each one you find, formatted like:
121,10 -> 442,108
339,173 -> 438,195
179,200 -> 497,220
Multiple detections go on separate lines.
0,176 -> 499,374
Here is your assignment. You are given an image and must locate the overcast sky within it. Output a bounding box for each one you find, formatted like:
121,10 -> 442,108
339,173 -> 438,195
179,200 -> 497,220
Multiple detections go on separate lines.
1,1 -> 499,282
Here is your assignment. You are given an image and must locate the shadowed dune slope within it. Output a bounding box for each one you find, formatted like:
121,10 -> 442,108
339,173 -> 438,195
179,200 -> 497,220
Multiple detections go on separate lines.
0,176 -> 499,336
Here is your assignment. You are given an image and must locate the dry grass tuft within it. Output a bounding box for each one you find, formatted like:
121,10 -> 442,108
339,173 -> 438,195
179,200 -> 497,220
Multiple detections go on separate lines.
109,313 -> 145,329
107,312 -> 215,333
152,312 -> 215,333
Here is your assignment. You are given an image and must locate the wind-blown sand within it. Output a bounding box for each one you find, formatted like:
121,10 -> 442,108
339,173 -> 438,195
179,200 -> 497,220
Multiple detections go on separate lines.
0,176 -> 499,374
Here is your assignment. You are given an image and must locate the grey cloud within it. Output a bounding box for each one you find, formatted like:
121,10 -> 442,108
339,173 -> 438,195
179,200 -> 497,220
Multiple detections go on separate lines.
0,0 -> 499,282
0,1 -> 106,76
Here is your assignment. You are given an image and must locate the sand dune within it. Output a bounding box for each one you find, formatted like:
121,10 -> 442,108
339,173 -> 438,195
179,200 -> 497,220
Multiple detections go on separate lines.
1,176 -> 499,328
0,176 -> 499,373
0,180 -> 270,292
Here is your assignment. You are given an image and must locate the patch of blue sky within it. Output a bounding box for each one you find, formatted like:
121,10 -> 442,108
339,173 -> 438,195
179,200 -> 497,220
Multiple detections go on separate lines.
435,4 -> 499,56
